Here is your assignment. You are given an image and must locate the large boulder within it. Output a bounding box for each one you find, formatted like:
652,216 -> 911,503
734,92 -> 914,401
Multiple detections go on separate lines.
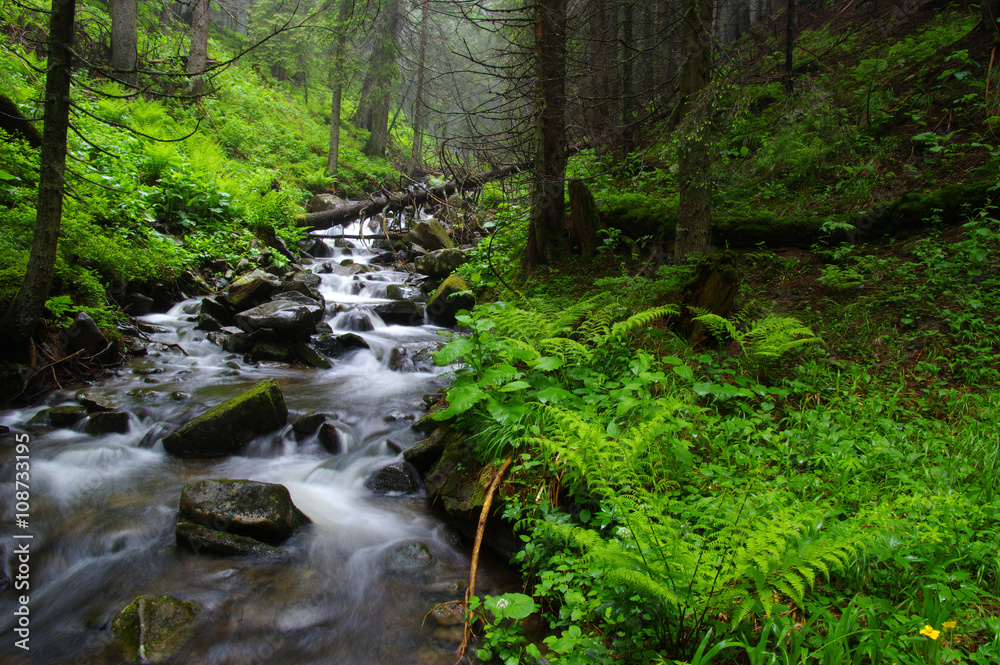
370,301 -> 425,326
407,219 -> 455,251
425,275 -> 475,327
233,300 -> 323,342
225,269 -> 282,311
414,248 -> 467,279
178,478 -> 309,542
161,379 -> 288,457
111,595 -> 202,664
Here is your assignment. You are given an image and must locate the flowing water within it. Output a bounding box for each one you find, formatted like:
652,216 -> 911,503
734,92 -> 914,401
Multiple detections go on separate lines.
0,220 -> 496,665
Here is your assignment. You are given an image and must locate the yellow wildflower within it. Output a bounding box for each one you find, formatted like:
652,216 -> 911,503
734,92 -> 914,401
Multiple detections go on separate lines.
920,624 -> 941,640
942,621 -> 957,629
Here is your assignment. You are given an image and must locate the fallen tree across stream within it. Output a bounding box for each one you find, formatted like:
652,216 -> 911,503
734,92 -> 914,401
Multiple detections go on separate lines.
296,162 -> 532,231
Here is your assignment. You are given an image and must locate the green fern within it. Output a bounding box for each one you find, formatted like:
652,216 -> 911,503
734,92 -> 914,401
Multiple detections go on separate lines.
528,403 -> 863,647
693,310 -> 823,359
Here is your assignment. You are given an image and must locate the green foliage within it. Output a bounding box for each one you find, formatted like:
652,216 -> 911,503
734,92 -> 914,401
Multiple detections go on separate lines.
693,310 -> 823,360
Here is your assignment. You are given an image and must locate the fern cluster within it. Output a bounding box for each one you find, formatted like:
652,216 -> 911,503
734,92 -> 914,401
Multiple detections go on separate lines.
526,405 -> 864,655
432,297 -> 680,462
693,308 -> 823,360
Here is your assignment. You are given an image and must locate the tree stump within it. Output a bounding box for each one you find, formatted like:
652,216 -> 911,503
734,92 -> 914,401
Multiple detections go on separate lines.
678,251 -> 740,346
567,179 -> 603,258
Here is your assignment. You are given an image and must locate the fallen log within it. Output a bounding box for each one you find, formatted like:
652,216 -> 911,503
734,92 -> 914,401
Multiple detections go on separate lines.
296,161 -> 531,230
296,102 -> 680,231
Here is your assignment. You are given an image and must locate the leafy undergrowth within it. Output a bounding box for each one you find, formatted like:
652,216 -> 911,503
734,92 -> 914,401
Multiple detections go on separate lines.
0,12 -> 397,333
438,203 -> 1000,665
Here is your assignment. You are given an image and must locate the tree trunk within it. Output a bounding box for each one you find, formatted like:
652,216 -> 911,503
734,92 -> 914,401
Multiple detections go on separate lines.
785,0 -> 795,95
672,0 -> 713,263
359,0 -> 402,158
110,0 -> 138,87
620,0 -> 634,157
7,0 -> 76,340
408,0 -> 429,176
983,0 -> 1000,36
526,0 -> 568,269
188,0 -> 210,97
568,180 -> 602,258
327,0 -> 354,175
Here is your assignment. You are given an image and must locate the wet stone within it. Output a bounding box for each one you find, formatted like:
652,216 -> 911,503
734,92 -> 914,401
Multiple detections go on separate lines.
112,594 -> 202,664
250,342 -> 295,364
291,413 -> 337,441
76,391 -> 118,412
84,411 -> 130,435
384,541 -> 436,574
47,405 -> 88,428
161,378 -> 288,458
177,478 -> 310,543
199,297 -> 232,326
314,333 -> 371,357
295,341 -> 333,369
196,313 -> 223,332
317,422 -> 343,454
365,461 -> 420,495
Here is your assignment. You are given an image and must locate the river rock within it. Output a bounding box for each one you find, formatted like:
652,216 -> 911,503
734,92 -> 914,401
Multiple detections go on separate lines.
222,327 -> 278,354
176,521 -> 285,556
408,219 -> 454,251
178,478 -> 309,542
48,405 -> 88,428
403,427 -> 448,474
370,301 -> 425,326
425,275 -> 475,327
195,313 -> 223,332
369,251 -> 399,266
272,290 -> 324,308
161,378 -> 288,457
314,333 -> 370,358
249,341 -> 295,363
225,269 -> 282,311
65,311 -> 110,357
424,428 -> 522,561
365,461 -> 420,495
112,595 -> 202,664
76,391 -> 118,412
385,284 -> 426,302
300,237 -> 334,258
291,413 -> 335,440
84,411 -> 130,435
306,193 -> 346,213
384,541 -> 436,574
295,341 -> 333,369
233,300 -> 323,341
414,248 -> 467,279
199,297 -> 233,326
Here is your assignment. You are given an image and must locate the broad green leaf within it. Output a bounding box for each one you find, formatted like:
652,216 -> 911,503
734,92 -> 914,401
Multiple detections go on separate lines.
673,365 -> 695,380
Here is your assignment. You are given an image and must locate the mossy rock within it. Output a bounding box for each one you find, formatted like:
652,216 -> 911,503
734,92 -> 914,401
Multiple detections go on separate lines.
425,275 -> 474,328
423,431 -> 522,560
178,478 -> 310,543
175,520 -> 286,557
161,379 -> 288,458
111,595 -> 201,663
